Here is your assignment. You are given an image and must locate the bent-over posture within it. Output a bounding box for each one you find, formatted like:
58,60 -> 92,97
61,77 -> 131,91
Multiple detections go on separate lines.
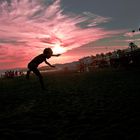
26,48 -> 60,89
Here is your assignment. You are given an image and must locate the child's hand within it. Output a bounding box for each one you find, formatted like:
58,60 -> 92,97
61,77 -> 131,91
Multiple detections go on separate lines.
56,54 -> 61,57
52,54 -> 61,57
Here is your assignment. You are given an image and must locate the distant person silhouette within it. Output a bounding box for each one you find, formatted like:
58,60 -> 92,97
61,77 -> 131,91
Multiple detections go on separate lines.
26,48 -> 61,89
129,42 -> 138,52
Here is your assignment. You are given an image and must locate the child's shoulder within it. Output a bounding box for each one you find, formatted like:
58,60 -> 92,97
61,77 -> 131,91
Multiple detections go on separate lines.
37,53 -> 44,57
34,53 -> 44,59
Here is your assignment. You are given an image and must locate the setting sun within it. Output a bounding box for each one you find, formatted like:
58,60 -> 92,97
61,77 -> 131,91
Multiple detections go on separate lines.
52,44 -> 67,54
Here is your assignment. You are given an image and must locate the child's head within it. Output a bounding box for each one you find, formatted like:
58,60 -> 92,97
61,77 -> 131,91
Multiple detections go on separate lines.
43,48 -> 53,58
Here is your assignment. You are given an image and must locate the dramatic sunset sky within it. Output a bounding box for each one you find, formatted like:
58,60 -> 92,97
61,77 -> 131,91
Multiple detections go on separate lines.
0,0 -> 140,70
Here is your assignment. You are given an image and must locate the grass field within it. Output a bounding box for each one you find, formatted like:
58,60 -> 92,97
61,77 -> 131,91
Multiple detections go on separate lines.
0,68 -> 140,139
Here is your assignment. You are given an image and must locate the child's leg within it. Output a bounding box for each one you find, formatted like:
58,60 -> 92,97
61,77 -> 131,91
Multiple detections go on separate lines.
33,68 -> 45,89
26,70 -> 31,79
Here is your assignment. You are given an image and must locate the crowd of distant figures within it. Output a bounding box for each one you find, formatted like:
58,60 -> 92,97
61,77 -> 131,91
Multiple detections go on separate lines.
1,70 -> 24,78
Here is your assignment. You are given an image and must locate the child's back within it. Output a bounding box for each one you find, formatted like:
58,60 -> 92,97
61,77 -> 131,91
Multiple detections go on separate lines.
29,54 -> 46,67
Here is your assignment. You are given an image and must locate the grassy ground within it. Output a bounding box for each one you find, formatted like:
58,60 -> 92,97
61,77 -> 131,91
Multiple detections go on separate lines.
0,68 -> 140,139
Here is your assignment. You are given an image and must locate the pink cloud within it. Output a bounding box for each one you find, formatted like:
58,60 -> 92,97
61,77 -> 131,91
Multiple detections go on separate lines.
83,12 -> 111,27
0,0 -> 125,69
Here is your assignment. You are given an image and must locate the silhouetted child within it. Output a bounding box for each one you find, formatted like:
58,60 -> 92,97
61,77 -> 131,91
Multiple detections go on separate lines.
26,48 -> 60,89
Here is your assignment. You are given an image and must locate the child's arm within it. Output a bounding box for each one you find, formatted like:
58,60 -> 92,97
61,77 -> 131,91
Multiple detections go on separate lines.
52,54 -> 61,57
45,60 -> 55,67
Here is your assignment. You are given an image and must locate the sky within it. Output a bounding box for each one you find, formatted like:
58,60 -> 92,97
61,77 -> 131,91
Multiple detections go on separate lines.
0,0 -> 140,70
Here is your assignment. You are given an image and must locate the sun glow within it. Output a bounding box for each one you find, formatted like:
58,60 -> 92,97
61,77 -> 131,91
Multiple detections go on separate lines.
52,44 -> 67,54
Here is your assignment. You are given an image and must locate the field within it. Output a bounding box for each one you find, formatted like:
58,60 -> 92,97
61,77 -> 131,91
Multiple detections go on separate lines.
0,68 -> 140,139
